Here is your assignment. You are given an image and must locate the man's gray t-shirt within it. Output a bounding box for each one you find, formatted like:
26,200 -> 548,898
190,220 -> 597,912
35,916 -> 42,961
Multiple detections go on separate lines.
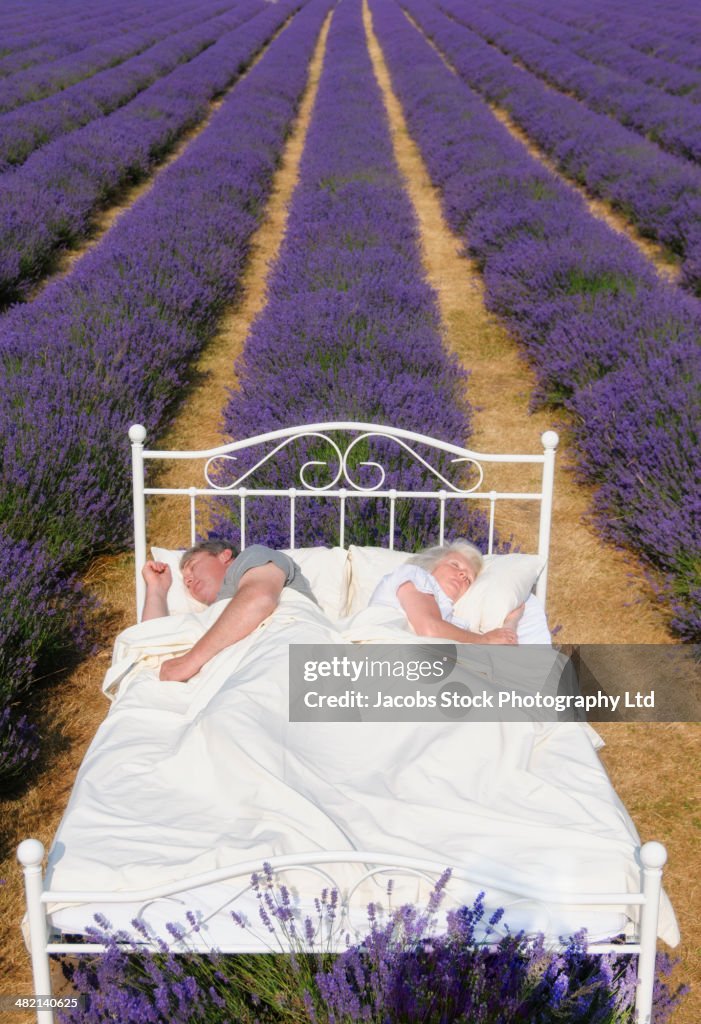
216,545 -> 318,605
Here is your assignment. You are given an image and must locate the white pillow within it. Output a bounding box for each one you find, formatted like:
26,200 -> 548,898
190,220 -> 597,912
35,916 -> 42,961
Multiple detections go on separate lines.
149,545 -> 350,620
453,553 -> 546,632
345,545 -> 546,632
282,546 -> 349,620
344,545 -> 411,616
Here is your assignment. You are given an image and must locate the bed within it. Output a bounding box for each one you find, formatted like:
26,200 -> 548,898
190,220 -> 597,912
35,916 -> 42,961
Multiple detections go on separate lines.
18,421 -> 678,1024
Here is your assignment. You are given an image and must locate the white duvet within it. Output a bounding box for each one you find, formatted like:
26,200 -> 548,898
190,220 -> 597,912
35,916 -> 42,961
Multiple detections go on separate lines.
45,591 -> 679,947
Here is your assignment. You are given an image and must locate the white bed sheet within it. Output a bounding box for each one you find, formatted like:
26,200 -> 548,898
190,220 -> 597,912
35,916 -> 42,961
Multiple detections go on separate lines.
44,590 -> 678,949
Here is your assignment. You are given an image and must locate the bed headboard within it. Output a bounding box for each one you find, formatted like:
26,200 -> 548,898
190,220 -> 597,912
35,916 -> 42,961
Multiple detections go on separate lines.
129,421 -> 558,615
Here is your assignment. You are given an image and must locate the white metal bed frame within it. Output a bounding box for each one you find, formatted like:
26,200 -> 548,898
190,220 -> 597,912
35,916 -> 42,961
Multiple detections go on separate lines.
128,420 -> 559,618
17,422 -> 668,1024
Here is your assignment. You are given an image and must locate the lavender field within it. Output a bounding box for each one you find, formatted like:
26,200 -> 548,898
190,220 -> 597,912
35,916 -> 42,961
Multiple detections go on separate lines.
0,0 -> 699,1016
0,0 -> 698,773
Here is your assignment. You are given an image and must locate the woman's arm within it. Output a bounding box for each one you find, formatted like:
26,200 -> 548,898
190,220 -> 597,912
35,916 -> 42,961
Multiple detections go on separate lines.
397,582 -> 521,645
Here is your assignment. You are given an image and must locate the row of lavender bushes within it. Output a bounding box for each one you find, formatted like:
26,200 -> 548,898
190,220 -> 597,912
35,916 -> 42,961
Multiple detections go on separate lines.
442,0 -> 701,165
0,0 -> 256,168
0,0 -> 168,74
375,0 -> 701,640
55,877 -> 685,1023
534,0 -> 701,70
491,0 -> 701,99
214,0 -> 486,552
397,0 -> 701,296
0,0 -> 287,306
0,0 -> 208,112
0,0 -> 330,790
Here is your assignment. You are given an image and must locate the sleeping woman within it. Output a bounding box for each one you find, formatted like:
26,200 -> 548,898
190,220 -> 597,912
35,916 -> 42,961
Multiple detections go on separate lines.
369,541 -> 523,645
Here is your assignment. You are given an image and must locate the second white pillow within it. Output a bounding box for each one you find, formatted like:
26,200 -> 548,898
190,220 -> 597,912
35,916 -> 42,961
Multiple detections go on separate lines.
453,553 -> 546,632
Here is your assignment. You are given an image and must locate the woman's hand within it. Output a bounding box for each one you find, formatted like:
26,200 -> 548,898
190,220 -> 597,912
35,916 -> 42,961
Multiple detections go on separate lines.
478,626 -> 518,645
477,605 -> 525,645
503,603 -> 525,630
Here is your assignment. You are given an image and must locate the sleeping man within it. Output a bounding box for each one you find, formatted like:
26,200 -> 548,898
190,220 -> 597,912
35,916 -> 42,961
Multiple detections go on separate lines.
141,540 -> 318,682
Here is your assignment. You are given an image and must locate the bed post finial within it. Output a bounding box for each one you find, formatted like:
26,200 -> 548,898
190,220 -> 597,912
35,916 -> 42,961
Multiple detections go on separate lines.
130,425 -> 148,620
535,431 -> 558,606
129,423 -> 147,445
17,840 -> 55,1022
635,841 -> 667,1024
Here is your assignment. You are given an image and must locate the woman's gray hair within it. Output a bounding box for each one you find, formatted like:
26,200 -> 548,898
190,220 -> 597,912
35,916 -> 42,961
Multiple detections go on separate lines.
407,540 -> 484,577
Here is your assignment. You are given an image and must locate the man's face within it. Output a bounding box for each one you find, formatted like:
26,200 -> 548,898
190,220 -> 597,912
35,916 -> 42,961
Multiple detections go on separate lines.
181,549 -> 233,605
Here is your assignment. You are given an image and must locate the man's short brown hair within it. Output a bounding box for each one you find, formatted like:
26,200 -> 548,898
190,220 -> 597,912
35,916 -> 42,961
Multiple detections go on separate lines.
179,539 -> 235,572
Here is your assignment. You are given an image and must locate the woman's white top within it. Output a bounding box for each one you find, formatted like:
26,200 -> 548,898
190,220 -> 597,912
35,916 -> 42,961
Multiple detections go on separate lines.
368,564 -> 470,629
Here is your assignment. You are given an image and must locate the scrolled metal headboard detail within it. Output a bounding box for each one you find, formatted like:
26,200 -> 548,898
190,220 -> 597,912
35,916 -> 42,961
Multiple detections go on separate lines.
129,421 -> 558,616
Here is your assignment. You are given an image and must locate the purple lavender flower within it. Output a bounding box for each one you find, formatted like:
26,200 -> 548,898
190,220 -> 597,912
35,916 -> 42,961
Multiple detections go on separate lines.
0,1 -> 264,168
441,0 -> 701,165
0,703 -> 39,790
397,0 -> 701,297
55,882 -> 687,1023
0,0 -> 299,305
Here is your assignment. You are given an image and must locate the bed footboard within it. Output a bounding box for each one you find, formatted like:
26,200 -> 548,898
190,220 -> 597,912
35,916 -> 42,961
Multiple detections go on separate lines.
19,839 -> 667,1024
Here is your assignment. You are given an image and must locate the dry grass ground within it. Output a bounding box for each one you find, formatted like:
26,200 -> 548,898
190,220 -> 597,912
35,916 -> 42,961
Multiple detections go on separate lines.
1,6 -> 697,1022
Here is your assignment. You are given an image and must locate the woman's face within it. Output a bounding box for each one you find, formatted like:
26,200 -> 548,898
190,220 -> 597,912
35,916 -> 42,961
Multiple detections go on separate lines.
432,552 -> 477,601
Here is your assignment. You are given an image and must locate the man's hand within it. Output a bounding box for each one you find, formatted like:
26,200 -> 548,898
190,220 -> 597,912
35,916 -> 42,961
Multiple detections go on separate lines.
143,560 -> 173,593
142,561 -> 173,621
159,651 -> 203,683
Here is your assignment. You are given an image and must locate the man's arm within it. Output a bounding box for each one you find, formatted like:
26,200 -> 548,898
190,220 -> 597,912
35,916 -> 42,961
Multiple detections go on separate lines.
159,562 -> 286,682
142,561 -> 173,621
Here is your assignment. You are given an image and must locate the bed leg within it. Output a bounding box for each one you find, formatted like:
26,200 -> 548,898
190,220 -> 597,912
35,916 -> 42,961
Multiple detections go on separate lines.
635,841 -> 667,1024
129,423 -> 148,622
17,840 -> 54,1024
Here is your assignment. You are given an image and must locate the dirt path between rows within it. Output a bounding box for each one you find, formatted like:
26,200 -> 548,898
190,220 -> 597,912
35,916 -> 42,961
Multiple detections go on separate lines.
364,4 -> 698,1020
0,13 -> 332,1007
